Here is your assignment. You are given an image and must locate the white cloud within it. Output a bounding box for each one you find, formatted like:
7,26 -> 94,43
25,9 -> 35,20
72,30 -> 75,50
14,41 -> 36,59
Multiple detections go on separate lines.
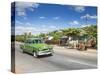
15,25 -> 48,35
15,26 -> 37,35
53,17 -> 60,20
17,11 -> 26,16
42,25 -> 46,28
29,8 -> 34,11
49,25 -> 57,29
15,24 -> 60,35
81,14 -> 97,19
39,16 -> 45,19
15,2 -> 39,16
73,6 -> 85,13
25,22 -> 32,26
32,3 -> 39,8
69,20 -> 79,25
39,16 -> 60,20
81,24 -> 91,27
16,20 -> 23,25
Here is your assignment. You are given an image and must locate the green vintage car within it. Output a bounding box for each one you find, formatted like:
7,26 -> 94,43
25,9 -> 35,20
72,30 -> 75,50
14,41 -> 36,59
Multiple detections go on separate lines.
20,38 -> 53,57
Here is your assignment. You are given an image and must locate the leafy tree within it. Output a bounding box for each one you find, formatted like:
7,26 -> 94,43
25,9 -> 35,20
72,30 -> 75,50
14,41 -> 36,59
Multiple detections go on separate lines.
82,25 -> 97,38
62,28 -> 81,37
48,30 -> 63,41
15,35 -> 25,42
39,33 -> 46,37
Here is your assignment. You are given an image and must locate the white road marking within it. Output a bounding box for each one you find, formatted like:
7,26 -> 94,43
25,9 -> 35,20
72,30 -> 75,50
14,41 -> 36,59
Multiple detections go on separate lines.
66,58 -> 97,67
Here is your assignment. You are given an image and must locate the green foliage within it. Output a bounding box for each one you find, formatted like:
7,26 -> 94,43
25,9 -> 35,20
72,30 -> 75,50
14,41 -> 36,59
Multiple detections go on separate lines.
48,30 -> 63,41
62,28 -> 81,37
82,25 -> 97,38
15,25 -> 97,43
15,35 -> 25,42
15,32 -> 33,42
39,33 -> 46,37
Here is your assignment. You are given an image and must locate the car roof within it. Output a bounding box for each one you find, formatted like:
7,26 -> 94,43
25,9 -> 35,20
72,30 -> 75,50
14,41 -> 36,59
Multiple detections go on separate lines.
26,38 -> 42,41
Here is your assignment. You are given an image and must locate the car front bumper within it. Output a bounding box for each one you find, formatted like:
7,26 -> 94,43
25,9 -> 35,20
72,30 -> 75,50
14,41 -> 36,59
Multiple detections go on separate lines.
38,50 -> 53,55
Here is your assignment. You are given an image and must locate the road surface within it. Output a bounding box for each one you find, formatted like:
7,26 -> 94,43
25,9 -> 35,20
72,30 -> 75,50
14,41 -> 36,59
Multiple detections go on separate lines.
15,42 -> 97,74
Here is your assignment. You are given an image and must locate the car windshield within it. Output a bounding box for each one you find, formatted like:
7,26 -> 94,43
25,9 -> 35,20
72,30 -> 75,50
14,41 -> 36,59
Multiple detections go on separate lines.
33,40 -> 43,44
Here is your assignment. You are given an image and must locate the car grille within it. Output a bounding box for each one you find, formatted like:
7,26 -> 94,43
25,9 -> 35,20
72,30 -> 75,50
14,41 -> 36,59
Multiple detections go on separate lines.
43,48 -> 48,50
42,49 -> 51,52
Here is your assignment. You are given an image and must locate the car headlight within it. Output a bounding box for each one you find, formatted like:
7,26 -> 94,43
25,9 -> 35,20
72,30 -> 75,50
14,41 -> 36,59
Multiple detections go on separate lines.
38,49 -> 42,51
49,47 -> 53,50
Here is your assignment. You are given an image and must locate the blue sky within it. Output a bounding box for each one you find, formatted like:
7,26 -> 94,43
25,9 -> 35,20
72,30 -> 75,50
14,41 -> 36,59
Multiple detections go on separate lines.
15,2 -> 97,35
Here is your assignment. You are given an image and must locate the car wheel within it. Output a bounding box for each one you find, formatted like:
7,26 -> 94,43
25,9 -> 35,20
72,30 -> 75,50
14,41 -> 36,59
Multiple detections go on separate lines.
49,53 -> 53,56
33,52 -> 38,58
22,50 -> 25,53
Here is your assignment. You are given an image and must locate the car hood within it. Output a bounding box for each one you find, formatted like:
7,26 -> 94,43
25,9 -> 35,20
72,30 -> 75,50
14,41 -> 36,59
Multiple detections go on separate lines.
30,43 -> 52,50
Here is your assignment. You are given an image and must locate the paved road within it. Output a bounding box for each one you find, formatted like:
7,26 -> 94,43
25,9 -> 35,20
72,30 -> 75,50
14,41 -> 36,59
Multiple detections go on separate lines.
15,42 -> 97,74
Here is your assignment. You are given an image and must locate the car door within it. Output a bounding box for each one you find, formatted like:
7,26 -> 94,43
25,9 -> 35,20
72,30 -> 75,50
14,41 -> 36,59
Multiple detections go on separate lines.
24,40 -> 32,53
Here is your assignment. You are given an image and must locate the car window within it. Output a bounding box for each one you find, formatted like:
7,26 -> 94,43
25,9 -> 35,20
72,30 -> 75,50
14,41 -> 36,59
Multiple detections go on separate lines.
39,40 -> 43,43
35,40 -> 38,43
28,41 -> 32,44
33,40 -> 35,44
33,40 -> 43,44
25,40 -> 32,44
25,39 -> 44,44
25,40 -> 28,43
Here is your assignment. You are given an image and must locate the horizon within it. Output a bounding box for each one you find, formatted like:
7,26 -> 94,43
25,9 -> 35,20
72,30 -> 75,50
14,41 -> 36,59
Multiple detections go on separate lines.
15,25 -> 97,36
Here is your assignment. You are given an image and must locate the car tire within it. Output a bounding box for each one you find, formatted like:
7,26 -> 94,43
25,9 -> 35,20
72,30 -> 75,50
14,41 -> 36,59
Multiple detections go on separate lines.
22,50 -> 25,53
33,52 -> 38,58
49,53 -> 53,56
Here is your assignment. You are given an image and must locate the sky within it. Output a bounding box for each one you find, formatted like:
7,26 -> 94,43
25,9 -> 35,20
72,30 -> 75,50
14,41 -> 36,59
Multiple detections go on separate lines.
14,2 -> 97,35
